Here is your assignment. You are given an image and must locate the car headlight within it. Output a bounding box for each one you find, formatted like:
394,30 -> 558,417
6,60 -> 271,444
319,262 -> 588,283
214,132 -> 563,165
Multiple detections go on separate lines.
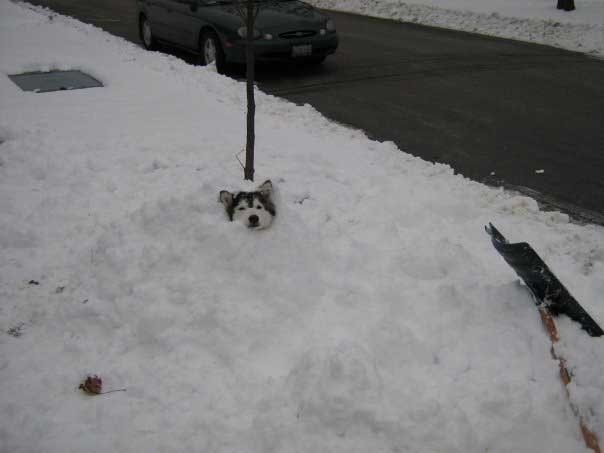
237,27 -> 261,39
325,19 -> 336,31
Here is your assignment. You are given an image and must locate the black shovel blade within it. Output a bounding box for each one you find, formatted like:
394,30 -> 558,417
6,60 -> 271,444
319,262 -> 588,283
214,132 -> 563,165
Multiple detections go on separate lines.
486,223 -> 603,337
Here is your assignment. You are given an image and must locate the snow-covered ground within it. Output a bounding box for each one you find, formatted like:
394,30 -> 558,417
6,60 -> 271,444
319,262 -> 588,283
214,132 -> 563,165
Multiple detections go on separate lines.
1,1 -> 604,452
308,0 -> 604,56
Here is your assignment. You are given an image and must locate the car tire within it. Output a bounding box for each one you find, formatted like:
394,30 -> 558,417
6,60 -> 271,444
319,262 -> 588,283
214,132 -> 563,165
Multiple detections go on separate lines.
139,15 -> 157,51
199,30 -> 226,74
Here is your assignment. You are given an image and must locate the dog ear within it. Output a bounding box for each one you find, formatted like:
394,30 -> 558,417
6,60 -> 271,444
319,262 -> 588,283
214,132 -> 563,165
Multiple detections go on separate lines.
257,180 -> 273,198
219,190 -> 234,209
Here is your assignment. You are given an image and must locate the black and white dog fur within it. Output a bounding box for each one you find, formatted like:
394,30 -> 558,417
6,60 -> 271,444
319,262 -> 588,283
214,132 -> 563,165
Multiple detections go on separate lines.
219,180 -> 276,229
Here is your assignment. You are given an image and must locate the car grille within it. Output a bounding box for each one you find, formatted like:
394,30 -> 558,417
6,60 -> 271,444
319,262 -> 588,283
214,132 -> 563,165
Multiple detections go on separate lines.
279,30 -> 316,39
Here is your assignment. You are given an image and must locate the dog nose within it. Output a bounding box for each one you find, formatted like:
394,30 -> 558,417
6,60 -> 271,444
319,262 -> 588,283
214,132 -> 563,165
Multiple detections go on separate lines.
248,215 -> 259,225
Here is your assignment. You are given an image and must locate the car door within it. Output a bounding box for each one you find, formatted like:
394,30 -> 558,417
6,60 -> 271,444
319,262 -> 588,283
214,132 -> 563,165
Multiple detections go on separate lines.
169,0 -> 206,50
153,0 -> 183,43
144,0 -> 173,41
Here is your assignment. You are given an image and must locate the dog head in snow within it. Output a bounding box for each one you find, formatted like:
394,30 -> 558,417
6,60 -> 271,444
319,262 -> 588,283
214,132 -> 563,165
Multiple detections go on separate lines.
219,180 -> 275,230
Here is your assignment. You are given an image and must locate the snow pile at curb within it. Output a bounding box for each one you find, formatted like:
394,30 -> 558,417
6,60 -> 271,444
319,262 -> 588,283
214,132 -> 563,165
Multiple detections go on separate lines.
1,1 -> 604,452
308,0 -> 604,56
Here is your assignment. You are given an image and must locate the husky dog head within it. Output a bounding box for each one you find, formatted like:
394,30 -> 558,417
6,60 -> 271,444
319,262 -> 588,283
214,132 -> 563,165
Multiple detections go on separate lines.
219,180 -> 276,230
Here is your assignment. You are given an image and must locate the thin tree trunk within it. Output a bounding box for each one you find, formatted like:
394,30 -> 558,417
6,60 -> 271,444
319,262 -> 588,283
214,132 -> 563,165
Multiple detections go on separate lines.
244,0 -> 255,181
557,0 -> 575,11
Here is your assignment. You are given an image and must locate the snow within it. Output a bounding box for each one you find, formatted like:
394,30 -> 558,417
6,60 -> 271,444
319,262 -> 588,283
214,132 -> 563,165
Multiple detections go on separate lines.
1,0 -> 604,452
308,0 -> 604,56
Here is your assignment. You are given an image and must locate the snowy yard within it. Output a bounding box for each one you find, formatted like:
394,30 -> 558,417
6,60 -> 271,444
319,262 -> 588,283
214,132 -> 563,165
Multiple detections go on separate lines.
308,0 -> 604,56
1,0 -> 604,452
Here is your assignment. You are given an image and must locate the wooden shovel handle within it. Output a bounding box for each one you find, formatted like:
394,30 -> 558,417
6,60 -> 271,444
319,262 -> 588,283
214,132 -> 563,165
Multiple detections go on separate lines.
538,306 -> 601,453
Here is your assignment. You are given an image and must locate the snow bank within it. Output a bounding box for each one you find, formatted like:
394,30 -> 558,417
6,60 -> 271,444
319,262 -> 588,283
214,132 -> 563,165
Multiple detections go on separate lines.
308,0 -> 604,56
1,1 -> 603,452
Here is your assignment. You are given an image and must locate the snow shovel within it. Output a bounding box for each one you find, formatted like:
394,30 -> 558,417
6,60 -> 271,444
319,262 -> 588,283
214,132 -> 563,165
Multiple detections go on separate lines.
485,223 -> 603,337
486,223 -> 601,453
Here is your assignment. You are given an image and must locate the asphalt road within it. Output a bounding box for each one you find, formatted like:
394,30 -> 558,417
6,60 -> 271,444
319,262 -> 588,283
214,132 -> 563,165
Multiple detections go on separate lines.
28,0 -> 604,223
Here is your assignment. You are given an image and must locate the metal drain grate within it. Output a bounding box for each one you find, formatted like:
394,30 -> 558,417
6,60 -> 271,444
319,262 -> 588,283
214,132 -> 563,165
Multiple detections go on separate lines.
8,70 -> 103,93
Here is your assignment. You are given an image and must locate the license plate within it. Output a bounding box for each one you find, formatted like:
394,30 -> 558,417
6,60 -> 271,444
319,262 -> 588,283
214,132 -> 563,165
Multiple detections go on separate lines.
292,44 -> 312,57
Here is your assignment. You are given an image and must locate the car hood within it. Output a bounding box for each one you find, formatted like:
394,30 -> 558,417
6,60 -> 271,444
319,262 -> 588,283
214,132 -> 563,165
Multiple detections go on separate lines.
239,1 -> 328,32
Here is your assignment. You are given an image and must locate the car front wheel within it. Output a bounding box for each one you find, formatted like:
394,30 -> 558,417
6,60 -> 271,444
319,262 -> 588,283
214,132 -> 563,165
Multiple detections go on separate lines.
139,15 -> 157,51
199,30 -> 226,74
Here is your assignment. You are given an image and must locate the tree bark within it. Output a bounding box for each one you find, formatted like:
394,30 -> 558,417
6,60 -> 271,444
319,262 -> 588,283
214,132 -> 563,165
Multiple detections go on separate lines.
244,0 -> 255,181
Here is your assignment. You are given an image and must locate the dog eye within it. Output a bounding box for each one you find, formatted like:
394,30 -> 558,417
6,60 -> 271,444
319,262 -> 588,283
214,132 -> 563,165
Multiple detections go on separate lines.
256,206 -> 263,210
238,207 -> 246,211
